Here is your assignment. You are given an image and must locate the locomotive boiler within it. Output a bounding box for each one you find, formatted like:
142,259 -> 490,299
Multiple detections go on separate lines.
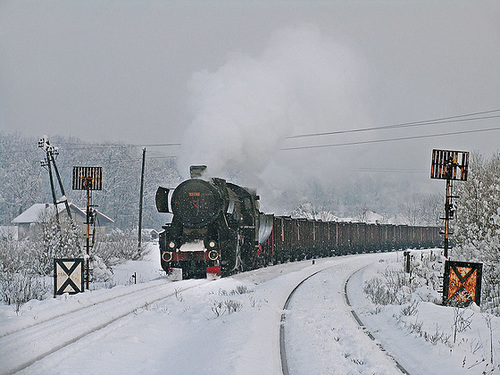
155,165 -> 273,278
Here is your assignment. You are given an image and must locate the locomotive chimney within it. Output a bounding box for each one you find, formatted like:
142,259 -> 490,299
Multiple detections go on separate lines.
190,165 -> 207,179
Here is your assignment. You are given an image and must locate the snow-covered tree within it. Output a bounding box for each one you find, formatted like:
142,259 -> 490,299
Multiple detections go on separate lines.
26,210 -> 83,275
453,151 -> 500,314
0,132 -> 45,224
399,193 -> 442,226
453,152 -> 500,257
290,203 -> 338,221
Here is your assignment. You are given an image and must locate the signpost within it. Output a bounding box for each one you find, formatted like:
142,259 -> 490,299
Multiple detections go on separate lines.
442,260 -> 482,306
72,166 -> 103,289
54,258 -> 84,296
430,149 -> 469,258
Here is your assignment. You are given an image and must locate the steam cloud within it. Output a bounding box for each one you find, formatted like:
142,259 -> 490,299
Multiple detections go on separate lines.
178,26 -> 370,212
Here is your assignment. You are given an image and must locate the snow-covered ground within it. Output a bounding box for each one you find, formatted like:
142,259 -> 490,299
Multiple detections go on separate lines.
1,244 -> 499,374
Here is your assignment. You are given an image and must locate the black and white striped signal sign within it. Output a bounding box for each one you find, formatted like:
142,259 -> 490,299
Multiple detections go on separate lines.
54,258 -> 84,296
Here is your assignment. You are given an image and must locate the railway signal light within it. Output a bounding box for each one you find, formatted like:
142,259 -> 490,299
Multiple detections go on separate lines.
431,149 -> 469,181
72,166 -> 103,290
430,149 -> 469,258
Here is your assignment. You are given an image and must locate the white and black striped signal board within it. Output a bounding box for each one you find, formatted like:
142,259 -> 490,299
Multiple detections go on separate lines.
72,166 -> 102,190
54,258 -> 84,296
430,149 -> 469,181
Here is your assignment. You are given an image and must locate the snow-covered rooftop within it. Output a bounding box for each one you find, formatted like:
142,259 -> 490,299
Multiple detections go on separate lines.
11,203 -> 62,224
11,203 -> 114,224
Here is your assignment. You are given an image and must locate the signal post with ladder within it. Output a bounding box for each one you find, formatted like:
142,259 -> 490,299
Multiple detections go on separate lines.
72,166 -> 103,289
430,149 -> 469,258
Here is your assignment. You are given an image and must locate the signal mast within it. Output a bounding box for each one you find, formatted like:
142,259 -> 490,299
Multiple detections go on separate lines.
430,149 -> 469,258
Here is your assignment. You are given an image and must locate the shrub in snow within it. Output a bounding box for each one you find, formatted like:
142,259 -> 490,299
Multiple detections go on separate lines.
0,271 -> 49,313
93,231 -> 141,268
0,237 -> 50,311
24,212 -> 83,276
218,285 -> 253,296
90,255 -> 113,282
210,299 -> 243,318
364,252 -> 444,308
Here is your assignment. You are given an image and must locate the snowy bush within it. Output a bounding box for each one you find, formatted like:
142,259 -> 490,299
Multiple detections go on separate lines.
210,299 -> 243,318
0,223 -> 140,308
90,255 -> 114,282
92,236 -> 139,268
364,252 -> 442,307
0,271 -> 49,313
0,225 -> 77,310
25,212 -> 83,275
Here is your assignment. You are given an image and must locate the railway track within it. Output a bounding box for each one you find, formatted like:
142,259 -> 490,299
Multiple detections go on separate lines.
0,278 -> 168,338
0,279 -> 207,375
279,258 -> 410,375
279,268 -> 324,375
344,267 -> 411,375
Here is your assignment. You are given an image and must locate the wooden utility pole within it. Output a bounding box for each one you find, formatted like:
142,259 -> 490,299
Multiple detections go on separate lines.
138,147 -> 146,254
39,136 -> 74,226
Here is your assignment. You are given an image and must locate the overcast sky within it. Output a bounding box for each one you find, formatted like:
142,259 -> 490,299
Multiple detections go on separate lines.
1,1 -> 499,207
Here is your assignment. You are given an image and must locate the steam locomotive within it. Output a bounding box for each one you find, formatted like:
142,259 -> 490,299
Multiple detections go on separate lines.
156,166 -> 441,279
156,166 -> 273,278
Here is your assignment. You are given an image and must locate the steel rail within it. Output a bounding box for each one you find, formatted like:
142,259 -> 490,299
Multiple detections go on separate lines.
280,262 -> 411,375
0,278 -> 168,338
279,268 -> 326,375
344,267 -> 411,375
0,280 -> 207,375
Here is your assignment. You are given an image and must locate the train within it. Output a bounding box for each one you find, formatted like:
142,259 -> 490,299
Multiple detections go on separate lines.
155,165 -> 441,279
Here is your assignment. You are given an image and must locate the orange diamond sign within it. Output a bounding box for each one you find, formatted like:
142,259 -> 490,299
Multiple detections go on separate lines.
443,260 -> 482,306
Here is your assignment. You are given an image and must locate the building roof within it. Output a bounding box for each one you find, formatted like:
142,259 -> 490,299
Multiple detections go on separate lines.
12,203 -> 114,224
12,203 -> 59,224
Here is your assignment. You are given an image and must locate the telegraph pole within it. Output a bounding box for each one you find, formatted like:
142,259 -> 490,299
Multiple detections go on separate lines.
138,147 -> 146,254
49,150 -> 73,221
39,136 -> 74,224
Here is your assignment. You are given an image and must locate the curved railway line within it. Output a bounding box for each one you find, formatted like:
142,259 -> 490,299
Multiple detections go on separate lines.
279,260 -> 411,375
279,268 -> 324,375
0,279 -> 208,375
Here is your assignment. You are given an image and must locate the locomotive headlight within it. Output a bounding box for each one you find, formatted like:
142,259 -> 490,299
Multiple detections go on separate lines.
208,250 -> 219,261
168,241 -> 176,249
162,252 -> 173,262
208,240 -> 216,249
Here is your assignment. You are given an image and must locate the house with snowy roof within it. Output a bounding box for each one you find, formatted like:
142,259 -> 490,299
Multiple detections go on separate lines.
11,203 -> 114,240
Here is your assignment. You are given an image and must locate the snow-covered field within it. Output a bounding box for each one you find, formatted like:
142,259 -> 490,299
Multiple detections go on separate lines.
1,244 -> 499,375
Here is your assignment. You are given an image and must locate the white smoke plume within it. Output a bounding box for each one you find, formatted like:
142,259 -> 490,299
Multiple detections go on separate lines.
178,25 -> 370,212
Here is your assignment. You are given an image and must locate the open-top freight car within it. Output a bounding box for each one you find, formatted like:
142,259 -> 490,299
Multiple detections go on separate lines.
259,218 -> 440,265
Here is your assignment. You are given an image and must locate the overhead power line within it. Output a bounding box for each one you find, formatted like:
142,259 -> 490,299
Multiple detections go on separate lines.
281,126 -> 500,151
286,109 -> 500,139
58,142 -> 181,150
353,168 -> 428,174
